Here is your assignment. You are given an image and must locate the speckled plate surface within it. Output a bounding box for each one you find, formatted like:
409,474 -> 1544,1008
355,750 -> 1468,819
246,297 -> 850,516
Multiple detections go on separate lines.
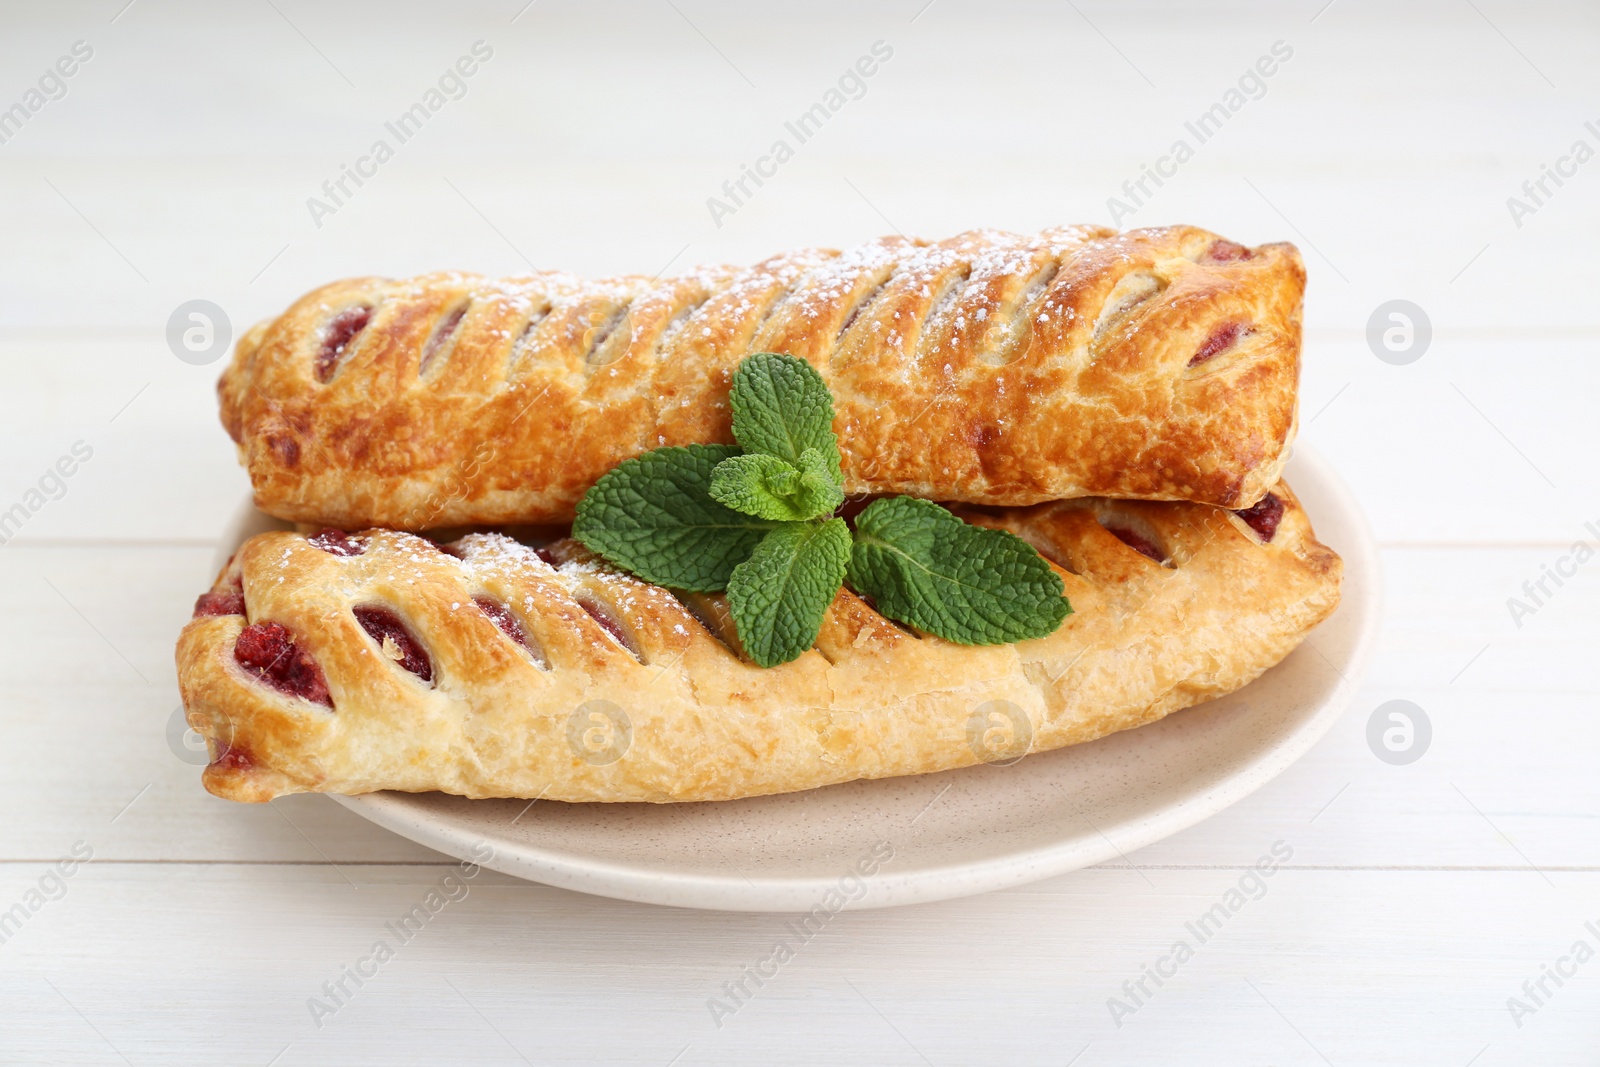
215,444 -> 1379,912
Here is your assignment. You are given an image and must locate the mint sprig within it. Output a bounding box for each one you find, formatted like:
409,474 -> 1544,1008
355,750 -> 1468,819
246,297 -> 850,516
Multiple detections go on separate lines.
573,353 -> 1071,666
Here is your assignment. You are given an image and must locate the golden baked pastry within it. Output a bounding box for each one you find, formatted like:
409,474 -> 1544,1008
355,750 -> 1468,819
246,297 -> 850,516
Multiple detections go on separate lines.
176,484 -> 1339,804
219,226 -> 1304,529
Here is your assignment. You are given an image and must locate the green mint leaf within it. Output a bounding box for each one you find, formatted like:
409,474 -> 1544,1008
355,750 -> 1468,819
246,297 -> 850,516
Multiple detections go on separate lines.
730,352 -> 843,483
847,497 -> 1070,644
573,444 -> 779,592
793,447 -> 846,514
710,453 -> 804,520
727,518 -> 852,668
709,449 -> 845,522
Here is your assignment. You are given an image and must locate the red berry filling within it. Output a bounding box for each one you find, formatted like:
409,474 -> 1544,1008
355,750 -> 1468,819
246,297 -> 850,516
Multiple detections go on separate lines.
193,591 -> 245,617
474,596 -> 541,656
1234,492 -> 1285,542
1189,321 -> 1251,367
419,304 -> 468,374
314,305 -> 372,382
308,528 -> 364,556
1204,239 -> 1252,262
535,547 -> 559,566
1106,526 -> 1165,563
234,622 -> 333,707
353,605 -> 433,682
579,598 -> 640,658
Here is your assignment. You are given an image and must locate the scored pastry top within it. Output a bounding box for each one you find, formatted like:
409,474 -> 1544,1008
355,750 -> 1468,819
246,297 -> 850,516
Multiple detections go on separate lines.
176,483 -> 1339,804
220,225 -> 1304,529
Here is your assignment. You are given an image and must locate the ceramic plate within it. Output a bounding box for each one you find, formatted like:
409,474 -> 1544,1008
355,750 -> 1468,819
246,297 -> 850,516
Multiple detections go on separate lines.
213,444 -> 1379,911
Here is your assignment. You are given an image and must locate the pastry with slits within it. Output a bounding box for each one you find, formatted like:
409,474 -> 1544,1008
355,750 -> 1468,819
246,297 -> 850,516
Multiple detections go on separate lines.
175,484 -> 1339,804
218,225 -> 1304,529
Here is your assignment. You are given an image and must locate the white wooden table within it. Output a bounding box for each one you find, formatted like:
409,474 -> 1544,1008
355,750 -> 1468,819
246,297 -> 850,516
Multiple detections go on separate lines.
2,1 -> 1596,1062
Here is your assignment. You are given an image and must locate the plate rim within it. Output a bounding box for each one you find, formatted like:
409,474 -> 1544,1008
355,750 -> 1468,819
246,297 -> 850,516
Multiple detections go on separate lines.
222,443 -> 1381,911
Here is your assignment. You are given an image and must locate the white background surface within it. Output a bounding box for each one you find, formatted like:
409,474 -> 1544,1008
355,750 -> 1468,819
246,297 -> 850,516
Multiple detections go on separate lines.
1,0 -> 1596,1063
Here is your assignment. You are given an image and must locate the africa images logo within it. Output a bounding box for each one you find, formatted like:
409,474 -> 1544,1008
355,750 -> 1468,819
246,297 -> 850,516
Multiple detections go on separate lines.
305,41 -> 494,228
1106,841 -> 1293,1028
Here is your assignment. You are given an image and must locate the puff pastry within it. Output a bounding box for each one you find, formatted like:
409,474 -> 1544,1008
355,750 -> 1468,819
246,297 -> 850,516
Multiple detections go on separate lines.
176,484 -> 1339,804
219,226 -> 1305,529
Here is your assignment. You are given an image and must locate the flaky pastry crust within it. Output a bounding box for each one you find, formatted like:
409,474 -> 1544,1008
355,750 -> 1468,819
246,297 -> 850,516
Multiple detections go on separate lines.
219,226 -> 1304,528
176,483 -> 1339,804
